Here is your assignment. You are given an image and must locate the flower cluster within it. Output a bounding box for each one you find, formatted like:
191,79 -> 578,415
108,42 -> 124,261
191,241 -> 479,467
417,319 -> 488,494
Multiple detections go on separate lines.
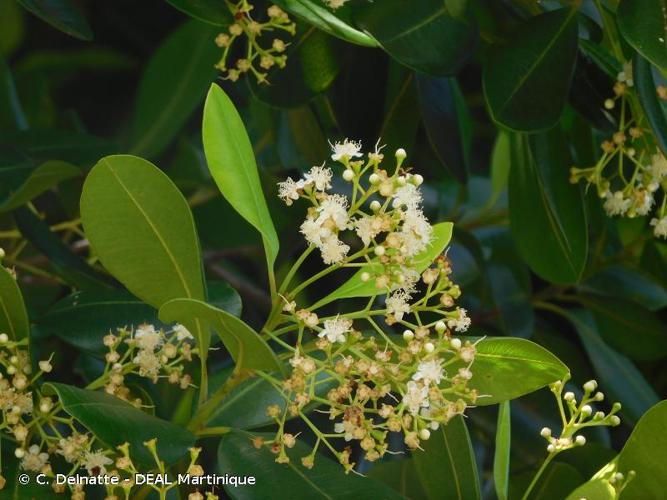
102,323 -> 198,400
570,61 -> 667,238
262,142 -> 479,471
323,0 -> 351,9
214,1 -> 295,83
540,378 -> 621,455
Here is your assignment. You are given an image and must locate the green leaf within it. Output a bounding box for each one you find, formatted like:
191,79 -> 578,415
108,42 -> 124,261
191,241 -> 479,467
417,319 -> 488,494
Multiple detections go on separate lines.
367,459 -> 428,499
618,0 -> 667,73
634,54 -> 667,157
273,0 -> 376,47
159,298 -> 282,373
164,0 -> 233,26
17,0 -> 92,40
565,477 -> 615,500
487,131 -> 511,210
217,430 -> 403,499
564,309 -> 659,424
0,264 -> 29,341
580,265 -> 667,311
0,56 -> 27,131
378,68 -> 420,155
311,222 -> 453,309
0,160 -> 79,212
80,155 -> 206,309
0,454 -> 62,499
413,415 -> 481,500
578,39 -> 622,78
617,400 -> 667,498
508,130 -> 588,284
353,0 -> 477,76
494,401 -> 511,500
416,75 -> 471,183
129,20 -> 219,158
203,85 -> 279,276
458,337 -> 569,405
44,383 -> 195,468
513,462 -> 584,500
483,8 -> 578,131
576,294 -> 667,361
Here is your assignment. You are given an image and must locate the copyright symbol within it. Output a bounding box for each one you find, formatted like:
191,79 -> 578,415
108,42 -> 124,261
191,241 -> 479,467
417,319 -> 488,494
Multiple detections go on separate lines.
18,473 -> 30,485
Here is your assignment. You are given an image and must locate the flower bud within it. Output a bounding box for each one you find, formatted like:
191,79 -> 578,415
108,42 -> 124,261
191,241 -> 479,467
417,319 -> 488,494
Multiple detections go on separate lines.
424,342 -> 435,353
583,380 -> 597,392
435,321 -> 446,334
360,272 -> 371,282
575,435 -> 586,446
546,444 -> 555,453
369,173 -> 380,185
418,429 -> 431,440
594,392 -> 604,401
15,448 -> 25,458
343,169 -> 354,181
581,405 -> 592,417
540,427 -> 552,438
395,148 -> 407,161
413,174 -> 424,186
374,246 -> 385,256
370,200 -> 381,212
604,98 -> 615,109
610,415 -> 621,426
403,330 -> 414,341
0,333 -> 8,343
450,338 -> 461,350
564,392 -> 575,402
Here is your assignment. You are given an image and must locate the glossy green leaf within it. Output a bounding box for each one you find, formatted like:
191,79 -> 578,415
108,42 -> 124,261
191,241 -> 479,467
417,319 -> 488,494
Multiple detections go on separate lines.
45,383 -> 195,468
618,0 -> 667,73
514,462 -> 584,500
165,0 -> 233,26
0,264 -> 29,341
483,8 -> 578,131
565,477 -> 614,500
0,160 -> 79,212
578,39 -> 621,79
217,430 -> 402,499
0,0 -> 25,58
202,84 -> 279,284
580,265 -> 667,311
367,459 -> 427,499
130,20 -> 219,158
577,294 -> 667,361
509,130 -> 588,284
273,0 -> 376,47
379,69 -> 420,155
494,401 -> 511,500
0,453 -> 62,499
413,415 -> 480,500
0,56 -> 27,131
416,75 -> 471,183
487,263 -> 534,339
159,298 -> 282,373
564,309 -> 659,424
17,0 -> 92,40
311,222 -> 452,309
353,0 -> 477,76
617,400 -> 667,498
487,131 -> 510,210
634,54 -> 667,156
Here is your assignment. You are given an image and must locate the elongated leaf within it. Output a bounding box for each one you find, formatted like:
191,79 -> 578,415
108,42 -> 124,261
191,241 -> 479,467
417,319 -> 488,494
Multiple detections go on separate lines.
580,265 -> 667,311
217,430 -> 402,499
413,415 -> 480,500
311,222 -> 452,309
130,20 -> 219,158
353,0 -> 477,76
483,8 -> 578,131
618,0 -> 667,73
487,131 -> 510,210
45,383 -> 195,468
617,400 -> 667,498
379,68 -> 420,155
367,459 -> 427,499
494,401 -> 511,500
416,75 -> 471,183
165,0 -> 233,26
0,264 -> 29,341
0,454 -> 62,499
273,0 -> 376,47
578,39 -> 622,78
634,54 -> 667,156
454,337 -> 569,405
564,309 -> 659,424
17,0 -> 92,40
159,298 -> 282,373
202,84 -> 279,283
514,462 -> 584,500
508,130 -> 588,284
0,56 -> 28,131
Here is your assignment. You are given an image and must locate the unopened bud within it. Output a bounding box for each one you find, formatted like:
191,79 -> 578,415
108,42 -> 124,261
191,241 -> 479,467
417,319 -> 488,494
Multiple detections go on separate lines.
343,169 -> 354,182
370,200 -> 381,212
575,435 -> 586,446
540,427 -> 552,438
403,330 -> 414,341
450,338 -> 461,350
418,429 -> 431,440
435,321 -> 446,334
395,148 -> 407,161
583,380 -> 597,392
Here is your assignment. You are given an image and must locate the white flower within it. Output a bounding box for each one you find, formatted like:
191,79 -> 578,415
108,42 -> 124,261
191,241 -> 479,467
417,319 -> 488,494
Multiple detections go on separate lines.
402,381 -> 429,415
617,61 -> 633,86
412,360 -> 444,385
318,317 -> 352,343
603,190 -> 631,216
304,165 -> 332,191
354,215 -> 382,246
56,433 -> 88,463
300,217 -> 328,247
21,445 -> 49,471
133,350 -> 162,378
320,235 -> 350,264
649,153 -> 667,181
386,290 -> 411,320
134,324 -> 163,351
173,324 -> 193,341
392,184 -> 422,210
331,138 -> 362,161
83,450 -> 113,475
317,194 -> 349,230
324,0 -> 349,9
278,177 -> 303,205
634,190 -> 654,216
448,308 -> 471,332
399,207 -> 433,256
651,215 -> 667,238
334,420 -> 354,441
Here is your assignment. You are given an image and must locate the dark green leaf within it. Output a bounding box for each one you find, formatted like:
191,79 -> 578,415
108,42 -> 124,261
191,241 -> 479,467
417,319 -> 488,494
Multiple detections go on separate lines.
0,264 -> 29,341
0,56 -> 27,131
0,453 -> 62,499
578,39 -> 621,78
416,75 -> 471,183
45,383 -> 195,468
17,0 -> 92,40
165,0 -> 233,26
378,69 -> 420,155
581,265 -> 667,311
483,8 -> 578,131
129,20 -> 219,158
487,263 -> 534,339
487,131 -> 510,210
217,430 -> 403,499
494,401 -> 511,500
513,462 -> 584,500
634,54 -> 667,156
618,0 -> 667,73
413,415 -> 481,500
508,130 -> 588,284
353,0 -> 477,76
367,459 -> 427,499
